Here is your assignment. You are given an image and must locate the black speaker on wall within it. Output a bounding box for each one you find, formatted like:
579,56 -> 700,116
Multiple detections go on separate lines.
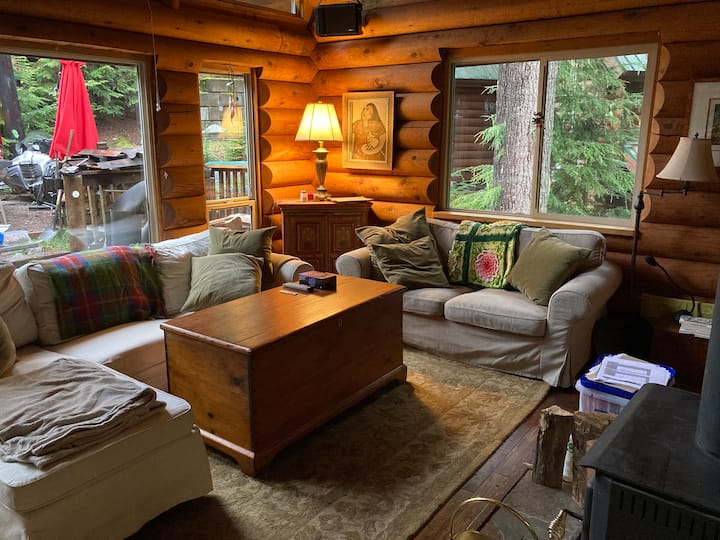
314,2 -> 363,37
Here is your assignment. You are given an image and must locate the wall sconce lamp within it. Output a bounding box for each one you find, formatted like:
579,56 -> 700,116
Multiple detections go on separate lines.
629,135 -> 719,291
295,102 -> 343,201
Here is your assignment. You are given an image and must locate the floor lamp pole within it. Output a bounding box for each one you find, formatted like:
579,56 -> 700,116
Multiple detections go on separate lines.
629,190 -> 646,293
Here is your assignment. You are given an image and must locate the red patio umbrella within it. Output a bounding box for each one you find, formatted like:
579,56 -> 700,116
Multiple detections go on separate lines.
49,60 -> 99,160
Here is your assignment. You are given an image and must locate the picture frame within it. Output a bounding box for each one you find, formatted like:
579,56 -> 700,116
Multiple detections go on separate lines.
342,91 -> 394,171
688,81 -> 720,166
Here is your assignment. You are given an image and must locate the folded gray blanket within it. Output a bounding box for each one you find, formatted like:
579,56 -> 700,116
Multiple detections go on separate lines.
0,358 -> 165,469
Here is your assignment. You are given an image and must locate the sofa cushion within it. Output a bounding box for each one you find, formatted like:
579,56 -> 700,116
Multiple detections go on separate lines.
151,230 -> 210,317
181,253 -> 263,312
403,286 -> 473,317
0,262 -> 38,347
368,236 -> 449,289
208,226 -> 275,284
508,228 -> 591,306
0,317 -> 16,377
517,227 -> 605,270
448,220 -> 524,288
23,246 -> 165,345
444,289 -> 548,337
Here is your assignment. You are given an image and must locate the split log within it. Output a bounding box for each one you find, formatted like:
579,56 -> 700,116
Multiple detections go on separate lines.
156,135 -> 204,168
572,411 -> 616,507
258,108 -> 304,136
327,149 -> 438,177
634,222 -> 720,264
260,161 -> 316,189
662,41 -> 720,82
396,92 -> 443,121
260,136 -> 315,162
532,406 -> 575,489
312,34 -> 443,70
324,172 -> 437,204
161,195 -> 208,231
262,184 -> 316,214
642,191 -> 720,227
155,104 -> 201,136
395,121 -> 441,150
257,81 -> 317,109
159,165 -> 206,199
312,63 -> 439,96
369,201 -> 434,224
656,80 -> 692,118
157,71 -> 200,105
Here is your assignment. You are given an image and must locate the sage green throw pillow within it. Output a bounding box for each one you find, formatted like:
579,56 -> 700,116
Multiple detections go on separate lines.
368,236 -> 449,289
0,317 -> 16,377
208,226 -> 276,282
355,207 -> 433,280
181,253 -> 263,312
508,228 -> 591,306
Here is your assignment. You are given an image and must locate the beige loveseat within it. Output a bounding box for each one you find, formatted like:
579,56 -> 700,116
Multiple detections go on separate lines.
336,217 -> 622,387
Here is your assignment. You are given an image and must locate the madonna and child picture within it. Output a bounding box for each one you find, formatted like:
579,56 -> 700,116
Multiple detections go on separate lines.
342,91 -> 394,170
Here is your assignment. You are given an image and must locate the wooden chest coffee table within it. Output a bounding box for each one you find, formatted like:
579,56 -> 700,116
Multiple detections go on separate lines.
161,275 -> 406,476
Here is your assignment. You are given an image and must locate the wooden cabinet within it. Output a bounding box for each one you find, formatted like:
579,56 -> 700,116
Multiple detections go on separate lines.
650,319 -> 709,392
279,200 -> 372,272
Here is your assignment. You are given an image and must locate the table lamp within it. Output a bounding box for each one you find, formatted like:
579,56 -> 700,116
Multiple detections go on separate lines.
629,134 -> 718,290
295,102 -> 343,200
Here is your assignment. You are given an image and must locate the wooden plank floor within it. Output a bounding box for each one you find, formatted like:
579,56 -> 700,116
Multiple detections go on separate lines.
412,387 -> 579,539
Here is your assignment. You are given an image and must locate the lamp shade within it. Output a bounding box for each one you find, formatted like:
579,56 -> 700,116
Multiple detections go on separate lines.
295,102 -> 343,143
656,136 -> 718,183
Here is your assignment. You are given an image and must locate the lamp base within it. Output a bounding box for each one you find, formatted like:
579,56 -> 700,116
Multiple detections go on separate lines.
314,185 -> 329,200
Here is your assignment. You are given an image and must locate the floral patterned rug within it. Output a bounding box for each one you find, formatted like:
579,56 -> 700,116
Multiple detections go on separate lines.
131,347 -> 549,540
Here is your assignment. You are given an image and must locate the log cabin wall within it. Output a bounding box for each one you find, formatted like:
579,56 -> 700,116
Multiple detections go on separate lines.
311,0 -> 720,304
0,0 -> 718,304
0,0 -> 317,240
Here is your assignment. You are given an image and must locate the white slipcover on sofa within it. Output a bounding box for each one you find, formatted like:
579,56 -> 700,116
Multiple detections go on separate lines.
336,217 -> 622,387
0,228 -> 313,539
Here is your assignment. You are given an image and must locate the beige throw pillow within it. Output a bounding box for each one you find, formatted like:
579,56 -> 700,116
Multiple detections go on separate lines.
508,228 -> 591,306
181,253 -> 263,312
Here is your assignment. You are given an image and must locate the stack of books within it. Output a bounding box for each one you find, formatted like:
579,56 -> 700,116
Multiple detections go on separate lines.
678,315 -> 712,339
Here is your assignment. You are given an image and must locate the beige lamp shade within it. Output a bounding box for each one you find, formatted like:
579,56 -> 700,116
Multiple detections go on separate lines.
657,136 -> 718,183
295,102 -> 343,142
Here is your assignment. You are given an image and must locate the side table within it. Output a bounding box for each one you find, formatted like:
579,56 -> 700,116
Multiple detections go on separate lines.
650,318 -> 709,392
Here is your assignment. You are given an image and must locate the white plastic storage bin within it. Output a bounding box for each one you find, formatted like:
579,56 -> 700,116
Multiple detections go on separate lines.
575,355 -> 675,415
575,379 -> 632,414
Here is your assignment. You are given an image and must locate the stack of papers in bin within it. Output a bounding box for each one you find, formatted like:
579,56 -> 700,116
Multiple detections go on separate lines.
587,353 -> 672,393
679,315 -> 712,339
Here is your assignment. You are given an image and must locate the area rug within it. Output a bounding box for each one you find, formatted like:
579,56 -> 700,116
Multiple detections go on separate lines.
131,347 -> 549,540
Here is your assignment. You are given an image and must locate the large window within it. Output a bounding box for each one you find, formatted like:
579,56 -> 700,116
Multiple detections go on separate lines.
199,71 -> 257,230
446,46 -> 656,226
0,50 -> 154,263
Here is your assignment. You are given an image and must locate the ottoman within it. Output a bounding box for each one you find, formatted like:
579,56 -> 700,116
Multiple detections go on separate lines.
0,356 -> 213,539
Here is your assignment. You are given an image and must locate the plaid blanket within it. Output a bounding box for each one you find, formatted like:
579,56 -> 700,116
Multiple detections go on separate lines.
448,221 -> 524,288
40,245 -> 165,340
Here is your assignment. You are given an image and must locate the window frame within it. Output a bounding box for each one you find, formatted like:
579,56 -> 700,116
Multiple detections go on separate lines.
0,39 -> 160,241
441,41 -> 659,233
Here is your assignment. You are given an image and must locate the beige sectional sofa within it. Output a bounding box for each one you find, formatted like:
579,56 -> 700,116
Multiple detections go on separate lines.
0,228 -> 312,539
336,217 -> 622,387
3,228 -> 312,391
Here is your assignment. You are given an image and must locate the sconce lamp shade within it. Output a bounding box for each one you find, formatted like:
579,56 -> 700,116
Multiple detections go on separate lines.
656,136 -> 718,183
295,102 -> 343,143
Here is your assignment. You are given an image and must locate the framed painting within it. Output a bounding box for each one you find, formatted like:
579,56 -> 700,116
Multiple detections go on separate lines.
688,81 -> 720,166
342,91 -> 394,171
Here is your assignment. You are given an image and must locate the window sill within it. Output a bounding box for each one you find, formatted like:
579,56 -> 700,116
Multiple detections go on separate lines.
431,210 -> 634,237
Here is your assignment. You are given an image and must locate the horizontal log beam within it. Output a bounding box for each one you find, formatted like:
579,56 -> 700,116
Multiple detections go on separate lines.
260,136 -> 315,162
324,172 -> 437,204
312,63 -> 439,96
258,108 -> 304,136
395,121 -> 441,150
260,161 -> 316,188
156,135 -> 205,168
396,92 -> 443,121
257,81 -> 317,108
159,165 -> 206,199
161,195 -> 208,230
155,104 -> 202,136
0,0 -> 315,56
